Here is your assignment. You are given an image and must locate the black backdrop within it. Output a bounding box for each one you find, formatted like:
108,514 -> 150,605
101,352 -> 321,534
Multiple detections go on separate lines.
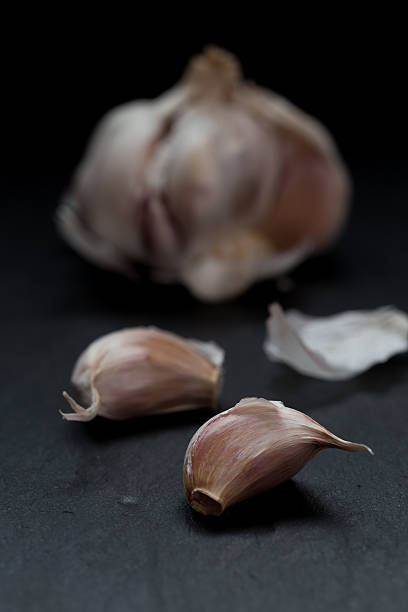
5,14 -> 408,179
2,14 -> 408,612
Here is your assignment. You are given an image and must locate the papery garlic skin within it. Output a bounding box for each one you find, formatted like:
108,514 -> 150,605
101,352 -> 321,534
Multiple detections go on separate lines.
57,46 -> 350,301
184,398 -> 372,516
60,327 -> 224,422
265,303 -> 408,380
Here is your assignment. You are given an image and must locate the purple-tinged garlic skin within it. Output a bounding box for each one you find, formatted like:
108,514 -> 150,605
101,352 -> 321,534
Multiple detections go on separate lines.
60,327 -> 224,422
184,398 -> 372,516
57,46 -> 350,302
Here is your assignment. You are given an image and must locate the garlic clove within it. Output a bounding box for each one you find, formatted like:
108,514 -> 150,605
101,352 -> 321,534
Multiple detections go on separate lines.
236,83 -> 351,253
56,84 -> 193,275
184,397 -> 372,516
57,46 -> 350,302
265,303 -> 408,380
60,327 -> 224,422
181,231 -> 311,302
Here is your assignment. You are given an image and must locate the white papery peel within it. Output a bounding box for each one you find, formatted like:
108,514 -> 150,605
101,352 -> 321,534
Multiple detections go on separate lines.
265,303 -> 408,380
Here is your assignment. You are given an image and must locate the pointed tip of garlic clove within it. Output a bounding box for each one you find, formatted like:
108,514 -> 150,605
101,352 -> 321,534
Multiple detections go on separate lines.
329,437 -> 374,456
60,387 -> 100,422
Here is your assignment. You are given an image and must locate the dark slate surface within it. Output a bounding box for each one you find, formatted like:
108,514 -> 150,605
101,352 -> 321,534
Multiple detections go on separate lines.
1,166 -> 407,611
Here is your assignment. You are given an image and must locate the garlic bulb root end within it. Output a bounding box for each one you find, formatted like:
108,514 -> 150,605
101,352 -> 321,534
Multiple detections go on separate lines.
60,386 -> 100,422
190,488 -> 224,516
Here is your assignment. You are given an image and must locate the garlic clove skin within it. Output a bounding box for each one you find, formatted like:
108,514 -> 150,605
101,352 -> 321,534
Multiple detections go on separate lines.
57,46 -> 350,301
60,327 -> 224,422
184,397 -> 372,516
235,83 -> 351,253
56,84 -> 192,277
181,231 -> 311,302
265,303 -> 408,380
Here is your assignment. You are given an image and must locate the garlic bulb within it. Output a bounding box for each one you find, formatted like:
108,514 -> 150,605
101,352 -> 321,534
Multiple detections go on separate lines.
184,397 -> 372,516
60,327 -> 224,422
265,303 -> 408,380
57,46 -> 350,301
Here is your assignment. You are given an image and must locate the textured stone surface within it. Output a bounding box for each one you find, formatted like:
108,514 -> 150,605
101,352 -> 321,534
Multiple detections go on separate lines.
1,168 -> 407,611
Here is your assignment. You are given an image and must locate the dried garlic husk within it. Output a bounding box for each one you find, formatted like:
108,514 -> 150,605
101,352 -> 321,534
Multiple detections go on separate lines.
265,303 -> 408,380
57,46 -> 350,301
184,397 -> 372,516
60,327 -> 224,421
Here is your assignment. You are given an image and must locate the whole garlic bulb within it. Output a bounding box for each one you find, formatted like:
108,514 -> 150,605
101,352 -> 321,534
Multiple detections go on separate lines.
57,46 -> 350,301
60,327 -> 224,421
184,398 -> 372,516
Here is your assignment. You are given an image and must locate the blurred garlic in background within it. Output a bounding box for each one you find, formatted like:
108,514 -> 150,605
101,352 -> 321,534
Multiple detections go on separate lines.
60,327 -> 224,421
57,46 -> 350,301
184,397 -> 372,516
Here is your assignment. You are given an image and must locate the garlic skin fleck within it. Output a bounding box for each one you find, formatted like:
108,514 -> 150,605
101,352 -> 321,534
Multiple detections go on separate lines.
184,397 -> 372,516
60,327 -> 224,422
265,303 -> 408,380
57,46 -> 350,302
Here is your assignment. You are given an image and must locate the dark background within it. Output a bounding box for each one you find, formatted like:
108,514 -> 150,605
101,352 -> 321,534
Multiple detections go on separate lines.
4,13 -> 408,180
2,16 -> 408,612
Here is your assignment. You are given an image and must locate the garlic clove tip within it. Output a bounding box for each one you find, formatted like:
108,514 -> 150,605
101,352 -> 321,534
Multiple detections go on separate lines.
60,387 -> 100,422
